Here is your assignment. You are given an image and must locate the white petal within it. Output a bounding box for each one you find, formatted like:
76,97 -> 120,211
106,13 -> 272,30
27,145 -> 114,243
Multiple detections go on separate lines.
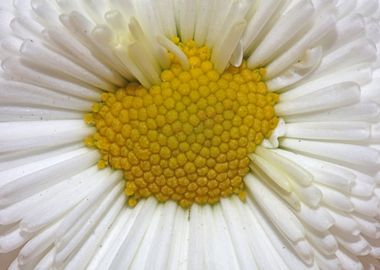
275,82 -> 360,116
280,138 -> 380,168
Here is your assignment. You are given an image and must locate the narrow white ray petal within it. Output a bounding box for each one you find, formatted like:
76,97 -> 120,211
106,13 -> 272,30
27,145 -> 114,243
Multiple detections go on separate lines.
248,167 -> 301,210
305,229 -> 338,256
0,1 -> 12,10
266,47 -> 322,91
265,13 -> 336,78
295,204 -> 334,232
245,175 -> 305,243
316,38 -> 377,75
232,197 -> 290,270
155,0 -> 176,38
312,247 -> 341,270
34,247 -> 54,269
0,81 -> 92,111
2,144 -> 93,180
282,136 -> 380,167
256,146 -> 313,187
80,0 -> 108,24
60,11 -> 133,81
104,10 -> 127,31
372,122 -> 380,141
356,0 -> 379,16
229,41 -> 243,67
242,0 -> 285,53
284,102 -> 380,123
87,205 -> 144,270
114,45 -> 152,88
166,207 -> 189,270
326,209 -> 360,236
144,202 -> 177,270
187,204 -> 207,270
109,198 -> 157,269
275,82 -> 360,116
249,154 -> 292,192
89,25 -> 134,80
0,36 -> 23,59
366,18 -> 380,45
62,192 -> 125,270
285,121 -> 371,141
55,182 -> 124,269
0,106 -> 83,122
327,14 -> 365,53
200,205 -> 221,270
336,0 -> 357,18
248,1 -> 315,68
2,57 -> 101,101
10,15 -> 44,39
362,77 -> 380,104
0,226 -> 28,253
0,149 -> 99,207
281,64 -> 372,101
335,248 -> 364,270
0,166 -> 98,226
54,172 -> 122,250
0,129 -> 92,153
212,20 -> 246,73
318,184 -> 354,212
0,120 -> 88,140
31,0 -> 61,26
129,204 -> 166,270
220,199 -> 258,269
247,199 -> 317,269
292,184 -> 322,208
352,214 -> 380,239
128,17 -> 168,72
332,229 -> 371,256
132,0 -> 165,44
18,222 -> 59,269
157,36 -> 190,70
0,10 -> 14,39
44,28 -> 126,87
19,39 -> 116,91
203,205 -> 240,270
177,0 -> 195,42
205,0 -> 232,48
127,42 -> 161,86
0,144 -> 86,186
351,196 -> 379,217
272,148 -> 356,193
19,169 -> 110,235
193,0 -> 213,46
350,178 -> 375,198
0,120 -> 93,153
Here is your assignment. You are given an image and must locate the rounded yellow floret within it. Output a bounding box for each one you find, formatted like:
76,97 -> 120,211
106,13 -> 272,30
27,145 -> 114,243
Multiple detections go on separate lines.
85,39 -> 279,208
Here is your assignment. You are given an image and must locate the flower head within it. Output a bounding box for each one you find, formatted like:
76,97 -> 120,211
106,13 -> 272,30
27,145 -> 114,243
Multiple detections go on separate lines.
0,0 -> 380,269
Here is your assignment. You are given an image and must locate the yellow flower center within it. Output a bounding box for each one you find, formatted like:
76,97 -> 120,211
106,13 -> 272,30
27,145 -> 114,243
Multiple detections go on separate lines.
84,39 -> 279,208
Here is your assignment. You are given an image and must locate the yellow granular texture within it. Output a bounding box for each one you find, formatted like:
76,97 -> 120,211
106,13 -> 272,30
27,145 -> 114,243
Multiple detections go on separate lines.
85,40 -> 279,208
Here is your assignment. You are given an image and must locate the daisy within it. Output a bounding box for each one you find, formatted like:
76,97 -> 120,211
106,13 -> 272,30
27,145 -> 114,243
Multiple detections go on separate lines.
0,0 -> 380,269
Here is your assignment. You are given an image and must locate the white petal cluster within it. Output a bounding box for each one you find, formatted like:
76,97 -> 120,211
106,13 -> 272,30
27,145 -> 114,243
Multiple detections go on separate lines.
0,0 -> 379,269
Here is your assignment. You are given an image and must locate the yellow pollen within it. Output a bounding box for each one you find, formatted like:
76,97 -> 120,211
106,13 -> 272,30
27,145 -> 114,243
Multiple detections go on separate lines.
85,39 -> 279,208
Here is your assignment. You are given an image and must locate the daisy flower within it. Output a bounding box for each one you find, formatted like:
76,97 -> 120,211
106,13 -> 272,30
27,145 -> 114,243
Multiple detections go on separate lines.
1,0 -> 380,269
